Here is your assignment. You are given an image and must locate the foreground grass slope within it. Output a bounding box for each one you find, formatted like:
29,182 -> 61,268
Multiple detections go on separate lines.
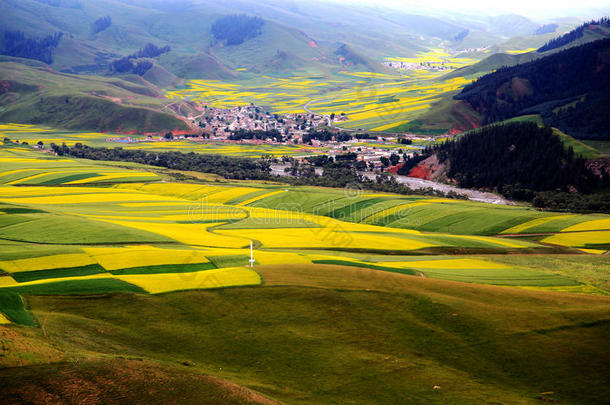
2,265 -> 609,404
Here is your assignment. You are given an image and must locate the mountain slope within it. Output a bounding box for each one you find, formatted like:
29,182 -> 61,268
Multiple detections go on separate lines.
443,52 -> 539,79
0,59 -> 187,132
0,0 -> 390,78
407,122 -> 610,211
0,0 -> 576,81
454,38 -> 610,140
538,17 -> 610,53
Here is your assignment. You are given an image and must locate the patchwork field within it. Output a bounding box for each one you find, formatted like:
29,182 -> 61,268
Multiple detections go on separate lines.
0,174 -> 607,325
165,68 -> 472,132
0,123 -> 321,158
0,141 -> 159,185
0,138 -> 608,404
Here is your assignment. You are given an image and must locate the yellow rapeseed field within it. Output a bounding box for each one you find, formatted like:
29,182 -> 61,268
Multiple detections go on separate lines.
542,231 -> 610,248
83,245 -> 211,270
97,219 -> 250,247
115,267 -> 261,294
254,251 -> 312,265
0,253 -> 96,273
578,248 -> 607,255
215,227 -> 433,250
0,276 -> 18,288
0,313 -> 10,324
501,215 -> 577,234
1,192 -> 180,205
561,218 -> 610,232
115,183 -> 218,199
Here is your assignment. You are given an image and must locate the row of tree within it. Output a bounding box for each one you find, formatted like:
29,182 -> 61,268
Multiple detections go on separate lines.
52,143 -> 272,180
302,130 -> 352,143
91,16 -> 112,35
128,43 -> 171,59
228,129 -> 283,142
110,58 -> 153,75
51,143 -> 466,200
109,43 -> 170,76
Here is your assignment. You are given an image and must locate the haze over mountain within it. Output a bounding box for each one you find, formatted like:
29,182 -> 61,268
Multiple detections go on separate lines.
0,0 -> 596,78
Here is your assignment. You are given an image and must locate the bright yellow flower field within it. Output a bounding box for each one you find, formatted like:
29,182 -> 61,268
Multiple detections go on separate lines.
115,267 -> 261,294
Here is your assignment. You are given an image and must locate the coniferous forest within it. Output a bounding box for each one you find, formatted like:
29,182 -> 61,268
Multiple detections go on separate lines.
537,17 -> 609,52
211,15 -> 264,46
431,122 -> 610,211
1,30 -> 63,64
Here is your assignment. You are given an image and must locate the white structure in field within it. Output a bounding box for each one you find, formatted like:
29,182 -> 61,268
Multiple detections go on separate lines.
249,241 -> 255,268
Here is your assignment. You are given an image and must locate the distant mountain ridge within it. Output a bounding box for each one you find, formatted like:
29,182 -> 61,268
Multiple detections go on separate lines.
538,17 -> 610,52
0,0 -> 570,81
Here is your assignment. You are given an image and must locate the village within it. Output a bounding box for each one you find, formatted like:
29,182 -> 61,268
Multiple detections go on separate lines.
108,103 -> 434,173
382,60 -> 456,71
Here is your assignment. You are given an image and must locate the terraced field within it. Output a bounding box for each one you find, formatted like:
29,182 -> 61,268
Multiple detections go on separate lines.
244,187 -> 610,252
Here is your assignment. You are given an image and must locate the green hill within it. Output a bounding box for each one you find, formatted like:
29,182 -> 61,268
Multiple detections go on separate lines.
0,60 -> 187,132
455,38 -> 610,140
1,264 -> 608,404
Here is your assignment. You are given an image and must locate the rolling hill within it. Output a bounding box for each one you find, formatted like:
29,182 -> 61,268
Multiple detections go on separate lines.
0,0 -> 396,78
2,267 -> 608,404
0,140 -> 608,403
0,58 -> 188,132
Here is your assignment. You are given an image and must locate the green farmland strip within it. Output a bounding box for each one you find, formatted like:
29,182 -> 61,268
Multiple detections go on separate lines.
0,290 -> 35,326
0,215 -> 173,244
313,259 -> 416,275
38,173 -> 100,185
2,279 -> 146,295
11,264 -> 106,283
329,197 -> 388,220
0,207 -> 46,214
207,255 -> 251,268
110,262 -> 216,275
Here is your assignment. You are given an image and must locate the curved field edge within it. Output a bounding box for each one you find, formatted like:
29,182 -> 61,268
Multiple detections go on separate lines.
1,265 -> 609,405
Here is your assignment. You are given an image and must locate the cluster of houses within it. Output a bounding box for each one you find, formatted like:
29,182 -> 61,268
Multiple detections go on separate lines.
382,60 -> 455,71
195,104 -> 335,142
107,103 -> 436,173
